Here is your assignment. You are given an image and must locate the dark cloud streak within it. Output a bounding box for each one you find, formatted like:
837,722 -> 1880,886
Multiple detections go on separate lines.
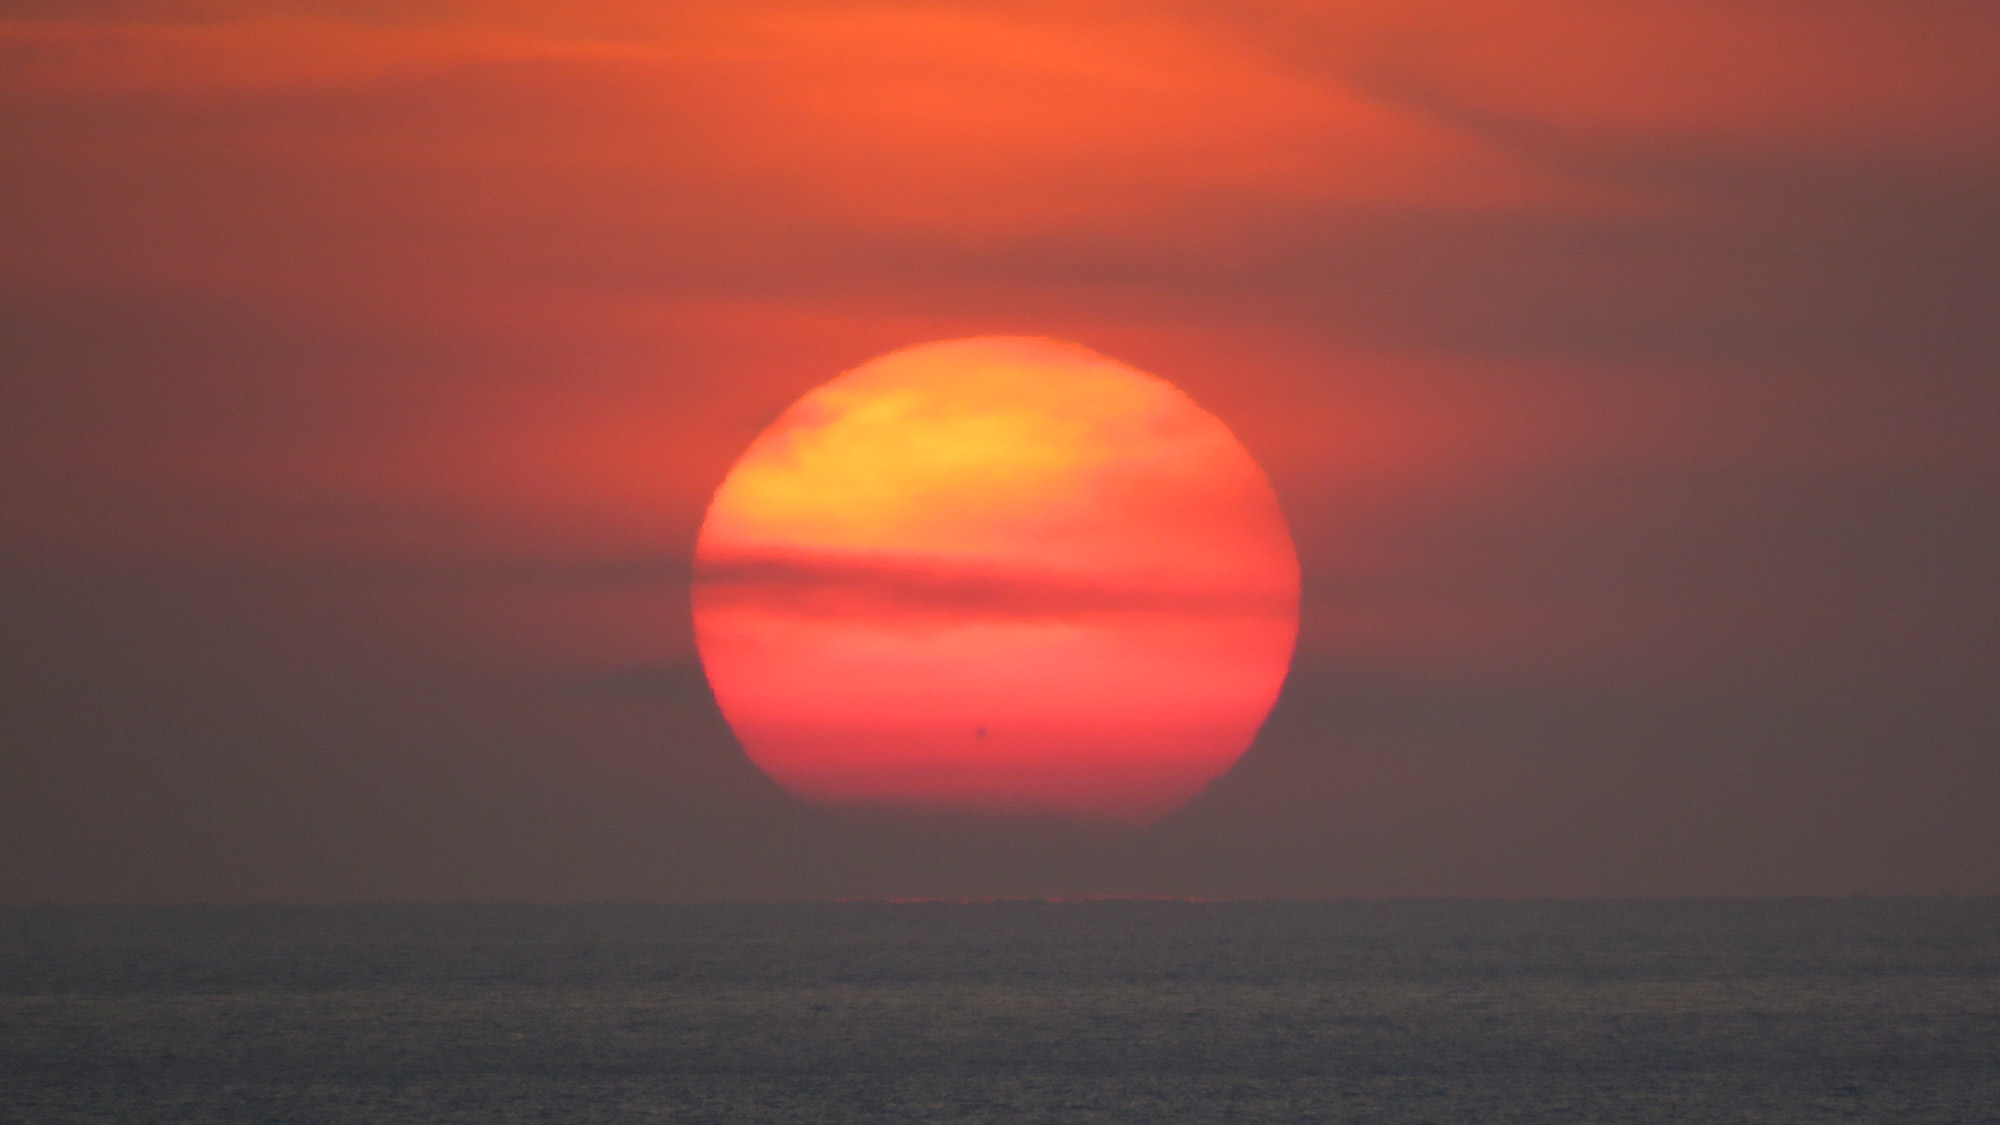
695,551 -> 1295,621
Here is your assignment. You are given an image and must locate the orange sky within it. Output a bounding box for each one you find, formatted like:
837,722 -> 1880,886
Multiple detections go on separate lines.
2,0 -> 1997,898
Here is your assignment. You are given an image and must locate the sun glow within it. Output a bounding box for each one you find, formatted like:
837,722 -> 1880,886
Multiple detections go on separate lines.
693,337 -> 1299,821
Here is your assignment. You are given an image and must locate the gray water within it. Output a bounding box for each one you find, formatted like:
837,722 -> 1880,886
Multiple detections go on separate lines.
3,900 -> 1997,1123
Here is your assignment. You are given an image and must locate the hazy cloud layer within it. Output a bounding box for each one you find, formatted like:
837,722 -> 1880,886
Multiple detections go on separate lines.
2,0 -> 1995,899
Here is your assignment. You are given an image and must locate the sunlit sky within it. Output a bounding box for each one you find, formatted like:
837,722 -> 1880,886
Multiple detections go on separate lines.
2,0 -> 1996,900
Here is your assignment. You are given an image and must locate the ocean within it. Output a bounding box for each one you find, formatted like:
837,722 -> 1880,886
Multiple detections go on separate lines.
3,900 -> 1996,1122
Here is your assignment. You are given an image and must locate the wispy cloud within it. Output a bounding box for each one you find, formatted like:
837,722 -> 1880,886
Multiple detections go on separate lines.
695,550 -> 1296,621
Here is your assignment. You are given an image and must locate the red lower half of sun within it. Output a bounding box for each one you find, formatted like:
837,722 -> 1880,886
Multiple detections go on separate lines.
695,603 -> 1294,821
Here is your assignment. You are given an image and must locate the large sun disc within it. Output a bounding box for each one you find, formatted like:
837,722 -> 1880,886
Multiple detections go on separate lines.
693,337 -> 1299,821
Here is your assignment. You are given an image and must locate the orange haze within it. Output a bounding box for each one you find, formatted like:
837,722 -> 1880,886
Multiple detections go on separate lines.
2,1 -> 1996,899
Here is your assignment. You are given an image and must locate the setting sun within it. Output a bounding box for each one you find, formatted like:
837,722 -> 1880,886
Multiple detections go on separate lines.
693,337 -> 1300,820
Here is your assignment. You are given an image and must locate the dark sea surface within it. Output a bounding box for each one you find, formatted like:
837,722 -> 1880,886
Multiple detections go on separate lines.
3,900 -> 1997,1123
